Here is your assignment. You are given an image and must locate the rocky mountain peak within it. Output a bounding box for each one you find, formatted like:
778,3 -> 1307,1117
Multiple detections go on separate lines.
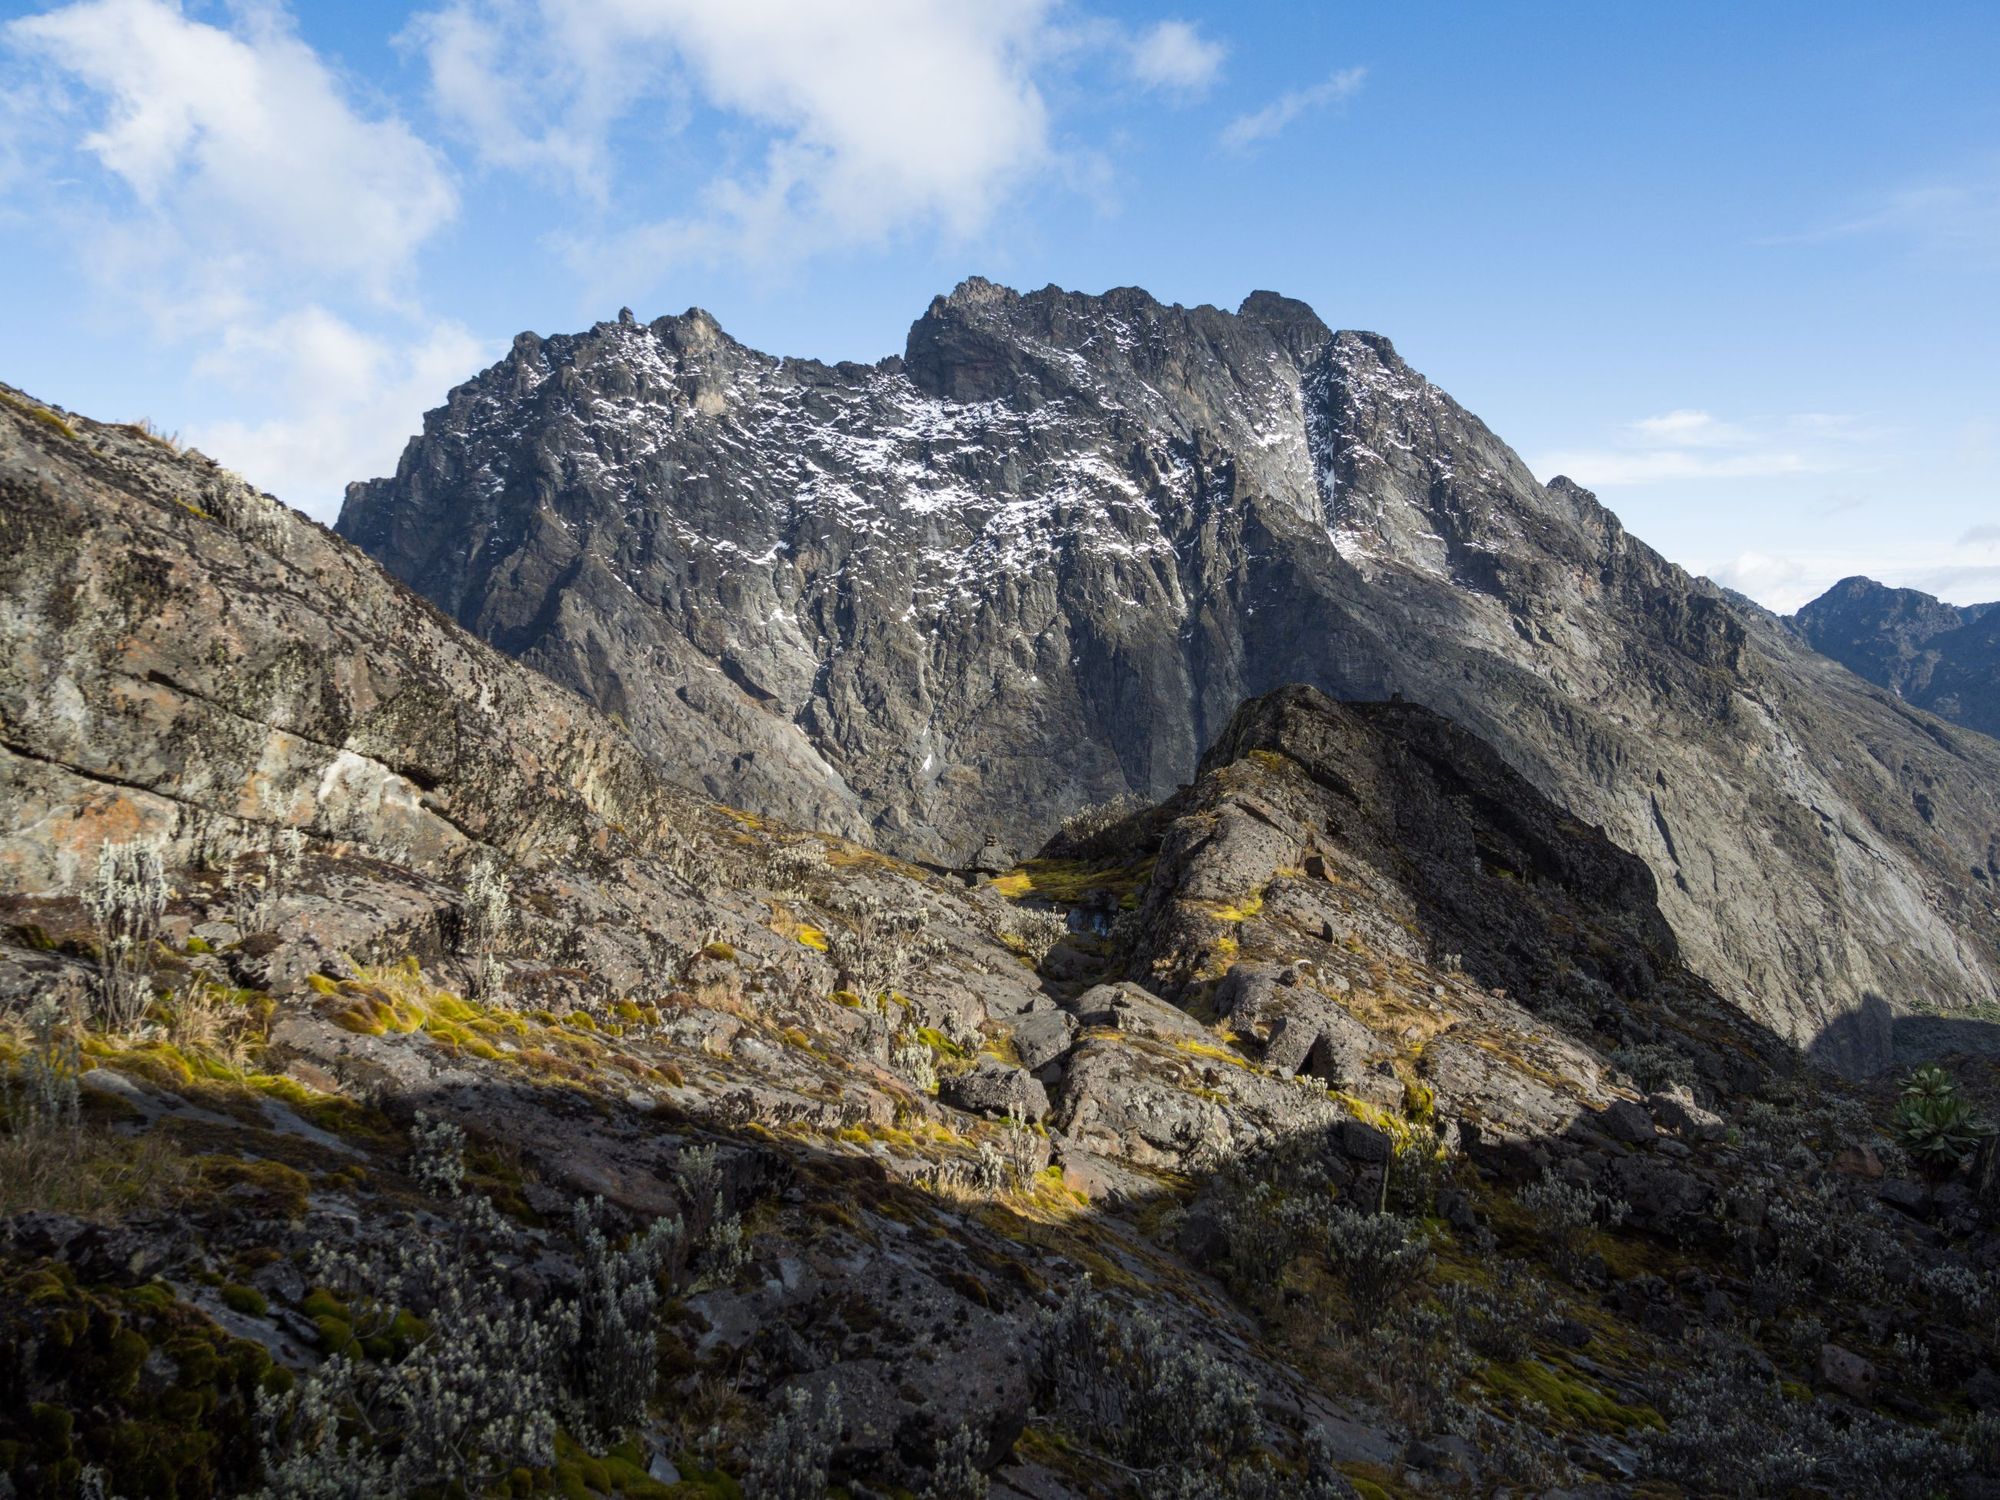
334,278 -> 2000,1059
1792,574 -> 2000,739
1234,287 -> 1331,346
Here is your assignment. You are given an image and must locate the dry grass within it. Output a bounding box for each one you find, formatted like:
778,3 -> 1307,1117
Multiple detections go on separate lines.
0,1123 -> 194,1220
0,387 -> 78,439
160,976 -> 265,1068
123,417 -> 183,453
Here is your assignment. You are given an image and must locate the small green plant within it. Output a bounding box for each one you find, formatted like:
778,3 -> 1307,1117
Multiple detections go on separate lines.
921,1422 -> 989,1500
1892,1066 -> 1985,1166
1030,1282 -> 1256,1474
893,1030 -> 940,1092
1901,1063 -> 1956,1103
6,983 -> 83,1140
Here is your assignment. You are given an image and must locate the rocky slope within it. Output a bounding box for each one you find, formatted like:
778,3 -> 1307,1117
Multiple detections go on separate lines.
336,281 -> 2000,1064
8,385 -> 2000,1497
1793,575 -> 2000,740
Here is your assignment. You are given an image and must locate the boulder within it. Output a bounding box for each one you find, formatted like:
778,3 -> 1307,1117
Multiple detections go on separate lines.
941,1061 -> 1050,1123
1648,1086 -> 1726,1139
1340,1119 -> 1392,1164
1597,1098 -> 1656,1145
1008,1009 -> 1076,1073
1817,1343 -> 1879,1404
1262,1015 -> 1320,1077
1877,1178 -> 1930,1219
1066,981 -> 1207,1041
1050,1042 -> 1229,1172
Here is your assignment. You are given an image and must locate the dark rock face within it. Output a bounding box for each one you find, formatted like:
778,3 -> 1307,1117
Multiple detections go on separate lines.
336,279 -> 2000,1056
1792,574 -> 2000,740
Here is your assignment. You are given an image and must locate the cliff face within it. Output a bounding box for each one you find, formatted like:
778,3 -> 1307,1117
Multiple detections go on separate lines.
336,281 -> 2000,1060
1793,574 -> 2000,740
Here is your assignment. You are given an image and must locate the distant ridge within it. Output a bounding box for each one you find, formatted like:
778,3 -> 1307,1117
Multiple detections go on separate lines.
1792,574 -> 2000,740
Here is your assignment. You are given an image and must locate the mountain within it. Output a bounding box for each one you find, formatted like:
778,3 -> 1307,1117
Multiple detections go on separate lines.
337,280 -> 2000,1066
1793,574 -> 2000,739
6,384 -> 1997,1497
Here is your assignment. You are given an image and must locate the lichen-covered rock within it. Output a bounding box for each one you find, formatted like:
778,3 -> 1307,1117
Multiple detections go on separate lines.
940,1060 -> 1049,1123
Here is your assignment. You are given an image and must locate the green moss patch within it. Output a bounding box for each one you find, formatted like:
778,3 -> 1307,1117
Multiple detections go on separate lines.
0,1262 -> 285,1498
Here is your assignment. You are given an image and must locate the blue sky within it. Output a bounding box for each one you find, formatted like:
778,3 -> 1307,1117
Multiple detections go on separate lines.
3,0 -> 1996,611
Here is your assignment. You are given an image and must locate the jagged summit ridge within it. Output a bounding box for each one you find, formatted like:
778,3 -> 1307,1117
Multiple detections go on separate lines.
337,279 -> 2000,1059
1792,574 -> 2000,740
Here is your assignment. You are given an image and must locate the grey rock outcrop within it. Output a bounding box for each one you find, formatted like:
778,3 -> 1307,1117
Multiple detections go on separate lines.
940,1059 -> 1050,1123
337,280 -> 2000,1061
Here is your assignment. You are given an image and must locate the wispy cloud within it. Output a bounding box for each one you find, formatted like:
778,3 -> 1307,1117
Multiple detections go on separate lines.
1127,19 -> 1226,96
9,0 -> 454,299
1536,408 -> 1879,489
1220,66 -> 1365,151
1774,166 -> 2000,263
1961,523 -> 2000,548
189,309 -> 490,501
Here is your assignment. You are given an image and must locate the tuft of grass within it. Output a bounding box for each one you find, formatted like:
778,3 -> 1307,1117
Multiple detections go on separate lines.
994,857 -> 1156,908
0,388 -> 78,439
0,1123 -> 195,1220
1175,1037 -> 1254,1071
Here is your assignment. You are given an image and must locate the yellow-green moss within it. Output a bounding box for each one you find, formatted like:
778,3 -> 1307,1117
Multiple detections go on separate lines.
1479,1358 -> 1663,1433
1211,889 -> 1266,923
0,1263 -> 287,1496
995,857 -> 1156,907
218,1284 -> 267,1318
1175,1037 -> 1254,1071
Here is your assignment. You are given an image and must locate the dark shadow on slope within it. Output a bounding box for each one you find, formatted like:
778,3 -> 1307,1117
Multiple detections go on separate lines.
1890,1009 -> 2000,1065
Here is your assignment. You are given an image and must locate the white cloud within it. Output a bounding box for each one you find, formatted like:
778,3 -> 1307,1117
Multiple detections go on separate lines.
1128,20 -> 1225,95
1220,66 -> 1365,151
1702,551 -> 1823,611
9,0 -> 455,295
189,310 -> 490,518
3,1 -> 473,515
1538,447 -> 1824,487
401,0 -> 680,199
1704,549 -> 2000,614
1536,408 -> 1876,489
1629,409 -> 1744,447
413,0 -> 1057,270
